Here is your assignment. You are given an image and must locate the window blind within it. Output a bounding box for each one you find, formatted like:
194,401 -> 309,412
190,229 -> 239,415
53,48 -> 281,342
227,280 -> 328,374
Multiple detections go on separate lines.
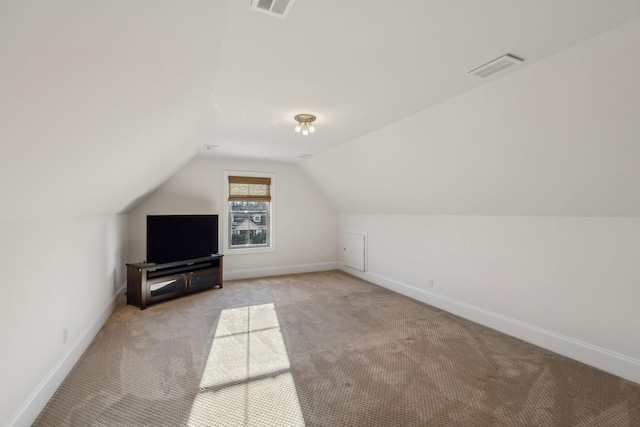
228,176 -> 271,202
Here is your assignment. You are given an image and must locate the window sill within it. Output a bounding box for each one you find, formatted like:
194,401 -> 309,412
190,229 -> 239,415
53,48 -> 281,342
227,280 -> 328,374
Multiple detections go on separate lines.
224,246 -> 275,256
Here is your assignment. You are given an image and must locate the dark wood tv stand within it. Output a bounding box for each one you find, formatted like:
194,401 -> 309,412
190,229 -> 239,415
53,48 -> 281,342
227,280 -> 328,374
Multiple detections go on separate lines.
126,255 -> 223,310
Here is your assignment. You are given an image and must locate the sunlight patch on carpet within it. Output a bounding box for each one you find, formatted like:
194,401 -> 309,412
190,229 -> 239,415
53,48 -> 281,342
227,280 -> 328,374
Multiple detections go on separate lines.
187,303 -> 304,426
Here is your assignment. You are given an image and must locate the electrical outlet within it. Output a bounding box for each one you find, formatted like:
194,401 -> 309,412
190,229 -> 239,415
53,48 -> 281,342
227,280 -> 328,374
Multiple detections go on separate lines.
63,327 -> 68,344
429,278 -> 434,288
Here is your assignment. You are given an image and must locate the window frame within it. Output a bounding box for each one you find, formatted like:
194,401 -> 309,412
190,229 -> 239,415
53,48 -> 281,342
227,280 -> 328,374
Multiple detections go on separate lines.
222,170 -> 276,255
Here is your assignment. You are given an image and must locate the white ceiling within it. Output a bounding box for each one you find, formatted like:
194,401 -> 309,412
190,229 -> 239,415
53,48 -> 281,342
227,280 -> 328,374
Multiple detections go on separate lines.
200,0 -> 640,161
2,1 -> 640,219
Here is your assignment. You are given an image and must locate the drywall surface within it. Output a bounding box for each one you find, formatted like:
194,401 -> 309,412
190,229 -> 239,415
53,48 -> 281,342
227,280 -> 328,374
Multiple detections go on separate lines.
297,19 -> 640,381
300,18 -> 640,217
0,214 -> 127,426
127,157 -> 339,278
0,2 -> 229,221
340,214 -> 640,361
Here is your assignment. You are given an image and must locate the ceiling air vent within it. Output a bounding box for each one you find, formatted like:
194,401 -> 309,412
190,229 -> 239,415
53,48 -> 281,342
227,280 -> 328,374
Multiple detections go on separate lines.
468,54 -> 524,79
250,0 -> 297,18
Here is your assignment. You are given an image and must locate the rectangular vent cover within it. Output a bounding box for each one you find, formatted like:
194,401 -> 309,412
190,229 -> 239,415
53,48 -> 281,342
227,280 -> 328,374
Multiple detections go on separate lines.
250,0 -> 297,18
468,54 -> 523,78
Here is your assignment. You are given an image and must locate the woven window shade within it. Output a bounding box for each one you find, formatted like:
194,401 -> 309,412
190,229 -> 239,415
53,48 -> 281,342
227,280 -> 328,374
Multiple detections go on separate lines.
228,176 -> 271,201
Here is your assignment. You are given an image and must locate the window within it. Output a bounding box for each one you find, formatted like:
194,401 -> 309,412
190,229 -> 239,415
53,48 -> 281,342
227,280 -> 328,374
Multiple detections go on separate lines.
225,173 -> 274,253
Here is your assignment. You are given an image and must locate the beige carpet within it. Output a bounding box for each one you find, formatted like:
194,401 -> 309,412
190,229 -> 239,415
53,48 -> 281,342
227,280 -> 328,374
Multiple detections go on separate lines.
34,271 -> 640,426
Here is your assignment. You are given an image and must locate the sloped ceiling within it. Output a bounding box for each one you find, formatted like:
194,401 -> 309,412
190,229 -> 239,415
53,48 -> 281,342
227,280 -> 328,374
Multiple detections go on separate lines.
201,0 -> 640,161
299,17 -> 640,216
2,1 -> 640,220
0,1 -> 229,219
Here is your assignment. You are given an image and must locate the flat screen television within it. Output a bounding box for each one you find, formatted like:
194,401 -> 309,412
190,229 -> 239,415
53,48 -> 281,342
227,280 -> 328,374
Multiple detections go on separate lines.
146,215 -> 219,264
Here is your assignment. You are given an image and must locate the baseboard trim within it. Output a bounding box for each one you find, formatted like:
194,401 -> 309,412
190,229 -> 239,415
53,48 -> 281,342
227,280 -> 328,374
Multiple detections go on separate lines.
341,266 -> 640,384
225,261 -> 341,281
6,284 -> 126,427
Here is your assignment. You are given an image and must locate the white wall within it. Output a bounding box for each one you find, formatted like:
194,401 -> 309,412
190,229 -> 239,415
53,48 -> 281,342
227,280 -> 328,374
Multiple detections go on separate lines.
299,19 -> 640,383
127,157 -> 339,279
339,214 -> 640,381
1,215 -> 127,426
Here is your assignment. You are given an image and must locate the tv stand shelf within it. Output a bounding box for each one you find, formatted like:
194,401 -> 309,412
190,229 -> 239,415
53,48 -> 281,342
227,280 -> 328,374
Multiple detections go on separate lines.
126,255 -> 223,310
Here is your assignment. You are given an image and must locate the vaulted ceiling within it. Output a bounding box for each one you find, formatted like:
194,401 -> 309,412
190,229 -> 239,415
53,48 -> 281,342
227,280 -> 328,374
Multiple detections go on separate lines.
2,1 -> 640,219
205,0 -> 640,161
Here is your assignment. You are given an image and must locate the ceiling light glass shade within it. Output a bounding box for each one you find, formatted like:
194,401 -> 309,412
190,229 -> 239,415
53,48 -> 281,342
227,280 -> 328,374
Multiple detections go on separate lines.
294,114 -> 316,136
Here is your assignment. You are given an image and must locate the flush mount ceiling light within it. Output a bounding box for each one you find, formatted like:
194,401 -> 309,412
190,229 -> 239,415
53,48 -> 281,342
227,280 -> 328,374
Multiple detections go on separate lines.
294,114 -> 316,136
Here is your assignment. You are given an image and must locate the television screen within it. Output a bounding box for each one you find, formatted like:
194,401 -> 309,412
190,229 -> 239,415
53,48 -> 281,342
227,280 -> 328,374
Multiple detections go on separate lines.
147,215 -> 219,264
